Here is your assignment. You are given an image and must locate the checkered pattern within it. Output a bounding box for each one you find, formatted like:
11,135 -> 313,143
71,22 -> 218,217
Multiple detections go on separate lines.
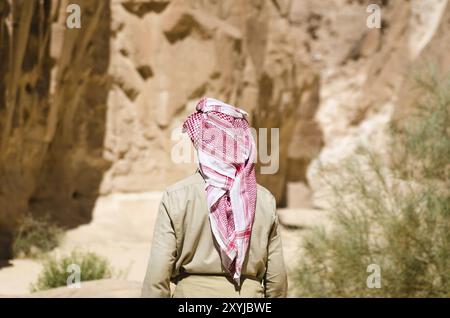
182,97 -> 257,285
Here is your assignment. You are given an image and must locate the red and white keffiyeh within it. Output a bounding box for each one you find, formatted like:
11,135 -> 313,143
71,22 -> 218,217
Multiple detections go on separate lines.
183,97 -> 257,284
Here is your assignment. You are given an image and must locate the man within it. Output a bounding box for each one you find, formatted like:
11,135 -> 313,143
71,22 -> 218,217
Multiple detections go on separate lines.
141,97 -> 287,298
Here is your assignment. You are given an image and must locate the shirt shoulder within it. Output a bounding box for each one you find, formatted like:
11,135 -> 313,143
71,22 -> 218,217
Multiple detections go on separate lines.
256,184 -> 275,205
256,183 -> 277,222
165,171 -> 205,194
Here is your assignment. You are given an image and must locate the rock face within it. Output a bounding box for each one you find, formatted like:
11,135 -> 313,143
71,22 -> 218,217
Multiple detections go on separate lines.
101,0 -> 323,206
306,0 -> 450,208
1,0 -> 448,256
0,0 -> 321,257
395,0 -> 450,121
0,0 -> 111,258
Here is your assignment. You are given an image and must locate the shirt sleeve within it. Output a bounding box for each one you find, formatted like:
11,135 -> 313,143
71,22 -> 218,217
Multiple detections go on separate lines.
264,196 -> 288,298
141,192 -> 177,298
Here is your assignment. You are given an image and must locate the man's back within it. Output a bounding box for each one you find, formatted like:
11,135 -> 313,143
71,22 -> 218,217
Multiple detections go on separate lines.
141,171 -> 287,298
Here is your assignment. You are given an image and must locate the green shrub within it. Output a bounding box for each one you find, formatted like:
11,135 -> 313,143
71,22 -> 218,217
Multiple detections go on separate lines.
31,251 -> 113,292
12,215 -> 63,258
392,66 -> 450,180
294,70 -> 450,297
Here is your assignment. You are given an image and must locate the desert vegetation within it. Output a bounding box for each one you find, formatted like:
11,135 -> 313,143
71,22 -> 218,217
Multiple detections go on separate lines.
31,251 -> 113,292
12,215 -> 63,259
294,70 -> 450,297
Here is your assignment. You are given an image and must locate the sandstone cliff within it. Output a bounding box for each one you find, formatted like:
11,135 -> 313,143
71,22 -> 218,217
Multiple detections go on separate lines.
1,0 -> 449,258
0,0 -> 321,258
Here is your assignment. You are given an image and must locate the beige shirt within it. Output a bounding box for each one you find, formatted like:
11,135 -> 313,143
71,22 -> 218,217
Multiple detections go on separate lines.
141,171 -> 287,298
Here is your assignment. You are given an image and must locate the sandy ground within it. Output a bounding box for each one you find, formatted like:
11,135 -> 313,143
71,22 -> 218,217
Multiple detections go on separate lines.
0,192 -> 331,297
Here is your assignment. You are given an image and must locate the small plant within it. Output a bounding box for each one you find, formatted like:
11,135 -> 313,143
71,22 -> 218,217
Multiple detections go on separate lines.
12,214 -> 63,258
31,250 -> 113,292
294,69 -> 450,297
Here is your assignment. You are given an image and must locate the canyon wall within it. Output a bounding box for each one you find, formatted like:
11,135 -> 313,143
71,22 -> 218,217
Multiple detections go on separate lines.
0,0 -> 111,258
0,0 -> 321,257
1,0 -> 449,257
